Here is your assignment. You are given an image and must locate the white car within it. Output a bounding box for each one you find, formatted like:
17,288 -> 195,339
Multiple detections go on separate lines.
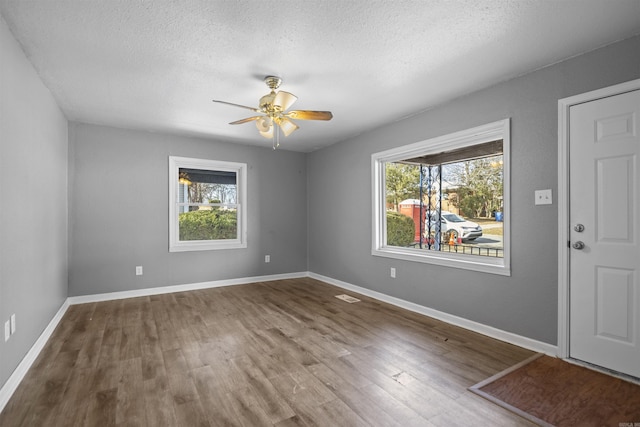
427,211 -> 482,242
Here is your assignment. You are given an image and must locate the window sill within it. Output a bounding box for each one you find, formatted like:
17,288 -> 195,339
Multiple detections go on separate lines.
170,240 -> 247,252
372,246 -> 511,276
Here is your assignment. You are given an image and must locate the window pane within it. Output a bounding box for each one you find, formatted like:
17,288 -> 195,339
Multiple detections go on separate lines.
178,168 -> 237,205
178,208 -> 238,241
385,151 -> 504,258
177,167 -> 238,241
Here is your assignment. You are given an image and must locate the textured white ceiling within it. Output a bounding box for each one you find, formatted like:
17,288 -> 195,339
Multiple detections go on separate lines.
1,1 -> 639,151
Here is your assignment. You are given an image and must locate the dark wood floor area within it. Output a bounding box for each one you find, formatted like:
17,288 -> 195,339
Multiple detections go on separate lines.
0,278 -> 536,426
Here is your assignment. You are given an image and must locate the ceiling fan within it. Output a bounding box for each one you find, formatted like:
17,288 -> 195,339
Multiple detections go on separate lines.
213,76 -> 333,149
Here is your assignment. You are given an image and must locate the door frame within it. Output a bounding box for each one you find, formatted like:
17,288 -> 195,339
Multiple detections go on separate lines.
557,78 -> 640,359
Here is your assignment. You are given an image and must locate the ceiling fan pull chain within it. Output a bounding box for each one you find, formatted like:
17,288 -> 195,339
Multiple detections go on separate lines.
273,125 -> 280,150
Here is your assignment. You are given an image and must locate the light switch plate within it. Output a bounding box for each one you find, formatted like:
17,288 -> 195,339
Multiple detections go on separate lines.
535,189 -> 552,205
4,320 -> 10,342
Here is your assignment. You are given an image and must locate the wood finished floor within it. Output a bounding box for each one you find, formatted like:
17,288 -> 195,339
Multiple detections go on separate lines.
0,278 -> 537,426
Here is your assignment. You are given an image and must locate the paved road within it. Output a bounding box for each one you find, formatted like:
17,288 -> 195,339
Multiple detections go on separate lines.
470,234 -> 503,248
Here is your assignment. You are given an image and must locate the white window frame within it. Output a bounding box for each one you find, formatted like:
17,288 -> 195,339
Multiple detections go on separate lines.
371,119 -> 511,276
169,156 -> 247,252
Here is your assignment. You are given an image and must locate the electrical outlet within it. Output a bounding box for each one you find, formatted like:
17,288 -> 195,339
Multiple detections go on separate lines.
4,320 -> 10,342
534,189 -> 552,205
390,267 -> 396,278
136,266 -> 143,276
10,314 -> 16,334
265,255 -> 270,263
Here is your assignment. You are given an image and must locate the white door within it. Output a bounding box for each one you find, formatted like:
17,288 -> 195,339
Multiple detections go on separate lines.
569,89 -> 640,378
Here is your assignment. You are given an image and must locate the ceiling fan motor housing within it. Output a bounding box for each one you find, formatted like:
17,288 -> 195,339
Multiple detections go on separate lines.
259,92 -> 278,113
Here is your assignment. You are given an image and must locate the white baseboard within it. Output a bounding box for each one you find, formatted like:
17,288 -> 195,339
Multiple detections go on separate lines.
1,270 -> 557,415
67,271 -> 308,305
308,272 -> 558,356
0,299 -> 70,414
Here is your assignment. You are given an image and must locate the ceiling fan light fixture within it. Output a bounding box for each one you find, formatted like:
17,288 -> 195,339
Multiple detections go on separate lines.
276,117 -> 299,137
273,90 -> 297,111
256,116 -> 272,132
259,126 -> 274,139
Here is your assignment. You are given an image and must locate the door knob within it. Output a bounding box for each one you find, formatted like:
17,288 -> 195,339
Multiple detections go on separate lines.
574,224 -> 584,232
572,241 -> 585,250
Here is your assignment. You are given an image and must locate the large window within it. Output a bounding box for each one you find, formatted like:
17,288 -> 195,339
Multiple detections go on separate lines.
169,156 -> 247,252
372,119 -> 510,275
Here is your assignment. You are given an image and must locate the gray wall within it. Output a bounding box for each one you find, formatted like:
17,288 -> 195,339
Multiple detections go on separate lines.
0,16 -> 68,388
308,35 -> 640,346
68,123 -> 308,296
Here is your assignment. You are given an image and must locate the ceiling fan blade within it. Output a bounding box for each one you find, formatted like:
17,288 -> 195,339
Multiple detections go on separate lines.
229,116 -> 262,125
275,117 -> 299,137
273,91 -> 297,111
213,99 -> 261,113
284,110 -> 333,121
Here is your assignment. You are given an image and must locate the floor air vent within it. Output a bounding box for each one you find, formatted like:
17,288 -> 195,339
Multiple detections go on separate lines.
335,294 -> 361,303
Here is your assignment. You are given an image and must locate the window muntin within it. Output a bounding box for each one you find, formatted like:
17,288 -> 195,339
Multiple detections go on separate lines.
169,156 -> 247,252
372,119 -> 510,275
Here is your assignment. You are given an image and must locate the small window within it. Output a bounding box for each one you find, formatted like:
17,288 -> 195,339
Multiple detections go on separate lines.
169,156 -> 247,252
372,119 -> 510,275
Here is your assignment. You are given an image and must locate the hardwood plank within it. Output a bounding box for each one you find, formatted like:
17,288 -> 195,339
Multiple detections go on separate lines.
85,387 -> 118,426
119,325 -> 142,361
150,295 -> 181,352
48,366 -> 94,426
315,398 -> 369,427
191,365 -> 240,426
306,362 -> 404,427
230,354 -> 296,423
338,351 -> 448,420
358,383 -> 434,427
173,399 -> 212,427
58,303 -> 95,353
91,361 -> 122,392
224,386 -> 274,426
430,391 -> 537,426
309,354 -> 372,390
140,317 -> 164,381
96,305 -> 124,367
116,357 -> 146,426
273,414 -> 309,427
142,376 -> 178,427
268,366 -> 338,424
22,349 -> 79,426
240,332 -> 303,380
162,348 -> 199,405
